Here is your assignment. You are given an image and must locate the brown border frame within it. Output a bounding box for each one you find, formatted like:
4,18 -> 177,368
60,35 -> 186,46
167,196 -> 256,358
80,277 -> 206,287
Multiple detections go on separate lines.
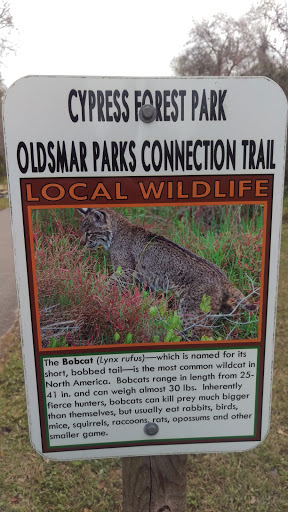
20,175 -> 273,453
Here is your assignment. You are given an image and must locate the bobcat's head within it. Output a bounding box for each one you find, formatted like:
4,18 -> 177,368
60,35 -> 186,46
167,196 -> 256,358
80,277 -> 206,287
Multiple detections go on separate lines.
78,208 -> 113,250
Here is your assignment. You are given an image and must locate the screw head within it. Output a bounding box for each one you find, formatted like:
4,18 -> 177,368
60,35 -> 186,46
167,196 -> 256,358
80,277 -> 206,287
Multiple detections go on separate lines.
144,422 -> 159,436
139,104 -> 157,123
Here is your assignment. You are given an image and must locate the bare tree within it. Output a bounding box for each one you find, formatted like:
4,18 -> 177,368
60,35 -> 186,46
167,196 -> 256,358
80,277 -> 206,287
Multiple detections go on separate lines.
171,13 -> 261,77
0,1 -> 14,62
250,0 -> 288,66
0,2 -> 15,177
171,0 -> 288,79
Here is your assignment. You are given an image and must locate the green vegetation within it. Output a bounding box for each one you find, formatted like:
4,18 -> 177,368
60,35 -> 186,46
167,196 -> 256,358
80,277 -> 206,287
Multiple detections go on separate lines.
0,196 -> 8,210
48,336 -> 69,348
0,155 -> 6,180
0,175 -> 8,210
32,205 -> 262,346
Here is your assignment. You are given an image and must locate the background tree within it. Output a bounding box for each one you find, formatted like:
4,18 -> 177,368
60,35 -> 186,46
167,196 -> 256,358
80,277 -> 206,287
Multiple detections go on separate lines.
171,0 -> 288,181
172,0 -> 288,81
171,13 -> 260,77
0,1 -> 15,179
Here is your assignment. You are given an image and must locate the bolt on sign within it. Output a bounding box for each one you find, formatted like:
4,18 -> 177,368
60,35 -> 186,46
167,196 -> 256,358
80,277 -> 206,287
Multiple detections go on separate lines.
3,76 -> 287,460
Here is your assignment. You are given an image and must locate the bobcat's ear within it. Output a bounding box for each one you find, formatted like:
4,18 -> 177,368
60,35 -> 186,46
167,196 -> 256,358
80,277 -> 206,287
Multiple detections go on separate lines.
77,208 -> 106,222
77,208 -> 90,216
92,209 -> 107,222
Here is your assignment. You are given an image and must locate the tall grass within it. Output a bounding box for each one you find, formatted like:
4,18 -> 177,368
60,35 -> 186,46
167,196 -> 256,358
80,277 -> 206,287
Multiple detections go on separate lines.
31,205 -> 263,346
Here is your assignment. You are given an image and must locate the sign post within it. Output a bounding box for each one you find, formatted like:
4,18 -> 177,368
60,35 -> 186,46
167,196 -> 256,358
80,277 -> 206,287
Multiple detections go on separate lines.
3,77 -> 287,502
122,455 -> 187,511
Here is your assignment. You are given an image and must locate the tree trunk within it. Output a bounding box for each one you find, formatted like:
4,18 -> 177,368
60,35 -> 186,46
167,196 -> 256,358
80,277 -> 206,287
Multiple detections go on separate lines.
122,455 -> 187,512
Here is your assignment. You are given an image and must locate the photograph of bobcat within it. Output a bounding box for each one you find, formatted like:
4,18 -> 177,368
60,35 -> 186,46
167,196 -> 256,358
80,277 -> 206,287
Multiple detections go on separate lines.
31,205 -> 263,348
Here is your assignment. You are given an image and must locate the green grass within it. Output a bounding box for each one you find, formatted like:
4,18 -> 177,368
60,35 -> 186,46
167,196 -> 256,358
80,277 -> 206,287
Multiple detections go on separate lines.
0,175 -> 8,210
0,221 -> 287,511
32,205 -> 262,345
0,197 -> 9,210
0,173 -> 7,185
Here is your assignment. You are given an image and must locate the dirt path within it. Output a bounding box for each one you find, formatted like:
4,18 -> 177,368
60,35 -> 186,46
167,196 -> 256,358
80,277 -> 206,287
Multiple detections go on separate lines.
0,208 -> 17,341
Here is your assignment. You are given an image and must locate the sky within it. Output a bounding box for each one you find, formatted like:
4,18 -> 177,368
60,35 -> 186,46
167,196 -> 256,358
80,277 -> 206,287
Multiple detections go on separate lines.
2,0 -> 257,87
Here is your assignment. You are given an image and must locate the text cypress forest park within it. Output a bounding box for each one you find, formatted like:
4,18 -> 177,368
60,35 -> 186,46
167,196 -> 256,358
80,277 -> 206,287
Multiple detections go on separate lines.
67,88 -> 227,123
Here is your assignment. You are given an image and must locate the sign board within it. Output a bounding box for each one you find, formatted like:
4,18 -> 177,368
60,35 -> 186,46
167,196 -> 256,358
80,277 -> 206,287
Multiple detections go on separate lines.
3,76 -> 287,460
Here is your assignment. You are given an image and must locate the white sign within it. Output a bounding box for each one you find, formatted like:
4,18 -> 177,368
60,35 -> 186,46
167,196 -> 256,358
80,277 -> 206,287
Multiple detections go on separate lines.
3,76 -> 287,460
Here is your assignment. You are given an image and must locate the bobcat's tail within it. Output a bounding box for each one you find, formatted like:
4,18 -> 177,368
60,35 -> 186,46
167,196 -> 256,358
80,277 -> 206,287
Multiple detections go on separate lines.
225,284 -> 258,312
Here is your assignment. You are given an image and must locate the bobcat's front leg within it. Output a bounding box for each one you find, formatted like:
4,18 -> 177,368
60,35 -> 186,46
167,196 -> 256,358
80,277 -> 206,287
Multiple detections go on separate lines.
178,297 -> 212,340
178,286 -> 222,340
108,267 -> 135,289
108,253 -> 137,289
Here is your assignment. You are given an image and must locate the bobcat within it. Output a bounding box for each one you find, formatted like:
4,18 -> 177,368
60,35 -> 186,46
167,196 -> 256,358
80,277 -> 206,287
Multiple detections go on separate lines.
78,208 -> 257,340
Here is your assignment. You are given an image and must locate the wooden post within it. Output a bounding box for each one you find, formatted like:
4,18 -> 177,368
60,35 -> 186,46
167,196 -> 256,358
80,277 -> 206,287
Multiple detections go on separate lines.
122,455 -> 187,512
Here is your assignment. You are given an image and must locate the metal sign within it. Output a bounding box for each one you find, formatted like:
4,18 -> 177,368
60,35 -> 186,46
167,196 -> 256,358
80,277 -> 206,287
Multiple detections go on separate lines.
3,76 -> 287,459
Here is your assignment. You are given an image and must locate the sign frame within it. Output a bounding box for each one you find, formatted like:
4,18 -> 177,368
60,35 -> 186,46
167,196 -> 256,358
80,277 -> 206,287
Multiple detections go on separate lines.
3,75 -> 287,460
